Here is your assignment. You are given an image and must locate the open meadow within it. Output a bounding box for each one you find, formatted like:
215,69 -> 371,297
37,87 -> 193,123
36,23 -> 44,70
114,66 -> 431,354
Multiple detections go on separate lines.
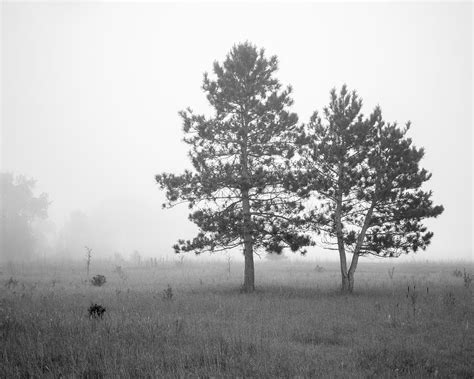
1,259 -> 473,378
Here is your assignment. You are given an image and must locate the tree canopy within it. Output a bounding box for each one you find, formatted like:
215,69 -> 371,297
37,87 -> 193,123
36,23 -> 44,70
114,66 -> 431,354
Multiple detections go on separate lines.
156,42 -> 312,291
293,85 -> 444,291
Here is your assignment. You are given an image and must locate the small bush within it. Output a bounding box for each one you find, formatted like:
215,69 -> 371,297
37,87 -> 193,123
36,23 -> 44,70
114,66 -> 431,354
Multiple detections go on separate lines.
453,269 -> 463,277
314,265 -> 325,273
88,303 -> 106,319
90,275 -> 106,287
463,269 -> 472,288
163,284 -> 173,301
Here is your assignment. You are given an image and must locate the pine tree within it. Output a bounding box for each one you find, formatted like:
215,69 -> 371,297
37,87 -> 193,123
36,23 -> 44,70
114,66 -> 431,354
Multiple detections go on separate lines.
156,43 -> 311,292
294,85 -> 444,292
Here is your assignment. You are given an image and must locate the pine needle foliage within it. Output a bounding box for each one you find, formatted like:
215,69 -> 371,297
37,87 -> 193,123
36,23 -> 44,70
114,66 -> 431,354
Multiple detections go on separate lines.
293,85 -> 444,291
156,42 -> 312,291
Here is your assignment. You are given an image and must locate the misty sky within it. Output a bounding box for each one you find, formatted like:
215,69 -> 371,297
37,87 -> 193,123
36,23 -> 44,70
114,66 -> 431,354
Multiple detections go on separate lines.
1,2 -> 472,261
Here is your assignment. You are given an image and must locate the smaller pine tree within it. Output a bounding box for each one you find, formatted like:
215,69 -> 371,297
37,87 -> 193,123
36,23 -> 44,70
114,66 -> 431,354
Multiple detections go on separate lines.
294,85 -> 443,292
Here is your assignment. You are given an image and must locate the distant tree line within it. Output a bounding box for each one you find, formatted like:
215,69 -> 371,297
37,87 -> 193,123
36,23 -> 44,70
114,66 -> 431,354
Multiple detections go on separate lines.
0,179 -> 161,264
156,42 -> 443,293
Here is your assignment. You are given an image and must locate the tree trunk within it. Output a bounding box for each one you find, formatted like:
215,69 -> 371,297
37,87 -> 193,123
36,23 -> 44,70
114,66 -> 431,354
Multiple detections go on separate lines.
335,163 -> 348,293
347,253 -> 359,293
240,109 -> 255,292
341,274 -> 349,292
341,272 -> 357,293
346,201 -> 375,293
338,246 -> 348,292
241,189 -> 255,293
347,271 -> 355,293
243,242 -> 254,292
338,237 -> 349,292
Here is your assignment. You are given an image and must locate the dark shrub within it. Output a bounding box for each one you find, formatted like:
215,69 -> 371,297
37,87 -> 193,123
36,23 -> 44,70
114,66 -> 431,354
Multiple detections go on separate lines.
88,303 -> 106,319
90,275 -> 106,287
163,284 -> 173,301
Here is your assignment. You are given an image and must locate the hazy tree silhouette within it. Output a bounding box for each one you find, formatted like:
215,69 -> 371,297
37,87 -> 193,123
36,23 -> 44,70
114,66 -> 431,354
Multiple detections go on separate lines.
156,42 -> 311,292
0,172 -> 50,261
292,86 -> 444,292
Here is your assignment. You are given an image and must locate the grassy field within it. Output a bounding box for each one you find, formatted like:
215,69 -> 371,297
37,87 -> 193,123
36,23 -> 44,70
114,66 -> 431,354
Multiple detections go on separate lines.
1,258 -> 473,378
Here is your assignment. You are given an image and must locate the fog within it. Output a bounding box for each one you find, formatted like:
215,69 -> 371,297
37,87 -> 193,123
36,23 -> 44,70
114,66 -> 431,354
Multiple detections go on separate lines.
1,2 -> 472,262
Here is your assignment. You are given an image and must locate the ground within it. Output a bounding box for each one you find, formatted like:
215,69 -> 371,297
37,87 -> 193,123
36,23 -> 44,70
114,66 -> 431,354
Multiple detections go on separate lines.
1,259 -> 473,378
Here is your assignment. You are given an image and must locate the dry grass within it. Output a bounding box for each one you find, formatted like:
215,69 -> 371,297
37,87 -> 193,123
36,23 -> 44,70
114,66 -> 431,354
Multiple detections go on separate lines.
1,259 -> 473,378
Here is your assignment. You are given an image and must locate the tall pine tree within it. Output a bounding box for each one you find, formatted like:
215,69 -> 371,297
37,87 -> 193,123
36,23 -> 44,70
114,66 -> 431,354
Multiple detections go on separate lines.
294,85 -> 444,292
156,43 -> 311,292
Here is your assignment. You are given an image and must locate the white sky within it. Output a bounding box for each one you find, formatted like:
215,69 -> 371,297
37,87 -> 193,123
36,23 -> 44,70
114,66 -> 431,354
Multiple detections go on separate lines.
1,2 -> 472,261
